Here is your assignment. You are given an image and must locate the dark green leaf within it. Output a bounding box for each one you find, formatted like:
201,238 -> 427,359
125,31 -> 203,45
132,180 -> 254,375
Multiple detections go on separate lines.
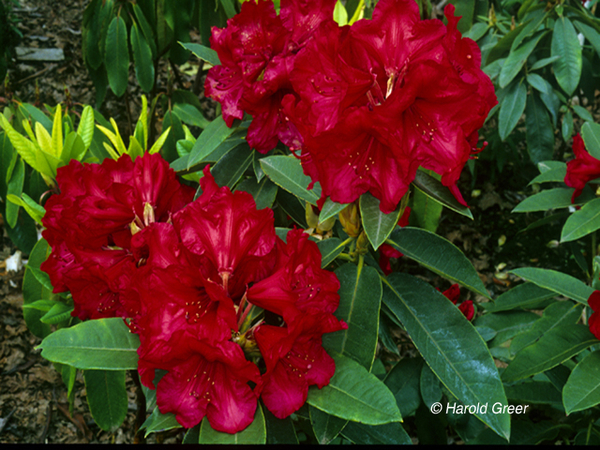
420,364 -> 442,408
510,267 -> 595,305
323,263 -> 382,370
561,197 -> 600,242
382,274 -> 509,440
475,311 -> 540,347
484,282 -> 556,312
211,143 -> 253,189
512,187 -> 592,212
383,357 -> 423,418
309,406 -> 347,445
40,301 -> 73,325
173,103 -> 210,129
498,79 -> 527,140
563,350 -> 600,414
387,227 -> 489,299
130,23 -> 154,93
140,408 -> 181,437
260,155 -> 321,206
198,404 -> 266,444
412,170 -> 473,219
341,421 -> 411,445
264,407 -> 299,444
104,16 -> 129,97
306,353 -> 402,425
38,317 -> 140,370
359,192 -> 402,251
552,16 -> 583,96
179,42 -> 220,66
235,176 -> 278,210
186,116 -> 239,170
317,237 -> 346,268
581,121 -> 600,160
84,369 -> 128,432
319,198 -> 347,223
525,92 -> 554,165
499,31 -> 547,88
5,157 -> 24,228
502,325 -> 598,382
505,381 -> 562,406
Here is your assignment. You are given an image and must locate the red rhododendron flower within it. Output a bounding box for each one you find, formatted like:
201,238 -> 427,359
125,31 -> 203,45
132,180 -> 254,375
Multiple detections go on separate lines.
247,228 -> 341,322
588,290 -> 600,339
378,207 -> 411,275
154,339 -> 261,433
41,154 -> 194,320
285,0 -> 496,213
175,166 -> 279,300
254,313 -> 346,419
441,283 -> 474,321
565,134 -> 600,202
205,0 -> 337,153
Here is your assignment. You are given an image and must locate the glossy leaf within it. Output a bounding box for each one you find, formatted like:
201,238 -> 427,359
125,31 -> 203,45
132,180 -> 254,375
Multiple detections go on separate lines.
141,408 -> 181,437
383,357 -> 423,418
483,282 -> 555,312
104,16 -> 129,97
198,404 -> 266,444
22,238 -> 51,338
475,311 -> 540,347
382,274 -> 510,440
563,350 -> 600,414
260,155 -> 321,206
5,157 -> 24,228
310,406 -> 347,444
130,22 -> 154,93
510,267 -> 595,305
498,79 -> 527,141
412,170 -> 473,219
359,192 -> 402,251
387,227 -> 490,299
581,121 -> 600,161
40,301 -> 73,325
211,143 -> 253,188
528,164 -> 567,185
411,183 -> 443,232
263,407 -> 299,444
235,176 -> 278,210
306,353 -> 402,425
179,41 -> 220,66
504,381 -> 562,406
319,198 -> 347,223
84,369 -> 128,432
499,31 -> 547,88
173,103 -> 210,129
512,187 -> 592,212
509,301 -> 582,356
186,116 -> 239,170
561,197 -> 600,243
341,421 -> 411,445
525,93 -> 554,164
551,16 -> 582,96
317,237 -> 346,268
502,324 -> 598,382
323,263 -> 382,370
38,317 -> 140,370
574,20 -> 600,59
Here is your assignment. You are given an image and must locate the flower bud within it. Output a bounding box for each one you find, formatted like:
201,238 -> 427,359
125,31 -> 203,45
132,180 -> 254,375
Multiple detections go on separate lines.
356,230 -> 370,254
305,202 -> 320,229
339,202 -> 360,237
316,216 -> 336,234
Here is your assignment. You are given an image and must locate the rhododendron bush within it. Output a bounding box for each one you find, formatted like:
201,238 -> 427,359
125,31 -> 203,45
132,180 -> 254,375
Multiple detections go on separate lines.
4,0 -> 600,445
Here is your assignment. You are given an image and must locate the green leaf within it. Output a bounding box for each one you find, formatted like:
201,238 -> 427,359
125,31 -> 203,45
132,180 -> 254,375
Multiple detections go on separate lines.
307,353 -> 401,425
173,103 -> 210,129
563,350 -> 600,414
198,404 -> 266,444
341,421 -> 411,445
264,407 -> 299,444
383,357 -> 424,418
499,31 -> 547,88
84,369 -> 128,432
104,16 -> 129,97
310,406 -> 347,444
412,170 -> 473,219
386,227 -> 490,299
561,197 -> 600,242
502,324 -> 598,382
581,121 -> 600,161
573,105 -> 595,123
498,79 -> 527,141
130,22 -> 155,93
509,301 -> 582,356
528,163 -> 567,185
37,317 -> 140,370
217,0 -> 237,18
505,381 -> 562,406
510,267 -> 595,305
132,3 -> 157,58
319,198 -> 347,223
51,104 -> 63,158
186,116 -> 239,170
235,176 -> 278,210
40,301 -> 73,324
323,263 -> 382,370
179,41 -> 220,66
22,238 -> 51,338
140,408 -> 181,437
22,299 -> 61,313
512,187 -> 592,212
382,274 -> 510,440
317,238 -> 346,268
552,16 -> 582,96
7,192 -> 45,225
526,73 -> 553,96
260,155 -> 321,206
359,192 -> 402,251
574,20 -> 600,59
211,143 -> 253,188
410,186 -> 443,232
475,311 -> 540,347
484,282 -> 556,313
525,92 -> 555,165
530,55 -> 561,71
5,157 -> 24,228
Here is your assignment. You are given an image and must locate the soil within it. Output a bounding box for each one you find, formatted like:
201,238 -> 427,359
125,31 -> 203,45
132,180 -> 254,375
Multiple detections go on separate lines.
0,0 -> 594,445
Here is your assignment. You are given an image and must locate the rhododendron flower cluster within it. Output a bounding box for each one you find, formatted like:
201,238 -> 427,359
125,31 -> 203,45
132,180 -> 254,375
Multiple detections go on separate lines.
564,134 -> 600,202
206,0 -> 497,213
41,153 -> 346,434
588,291 -> 600,340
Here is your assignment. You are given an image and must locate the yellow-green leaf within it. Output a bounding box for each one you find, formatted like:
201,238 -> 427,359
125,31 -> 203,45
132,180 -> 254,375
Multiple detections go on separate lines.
51,104 -> 63,157
35,121 -> 53,155
148,127 -> 171,154
77,105 -> 95,151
